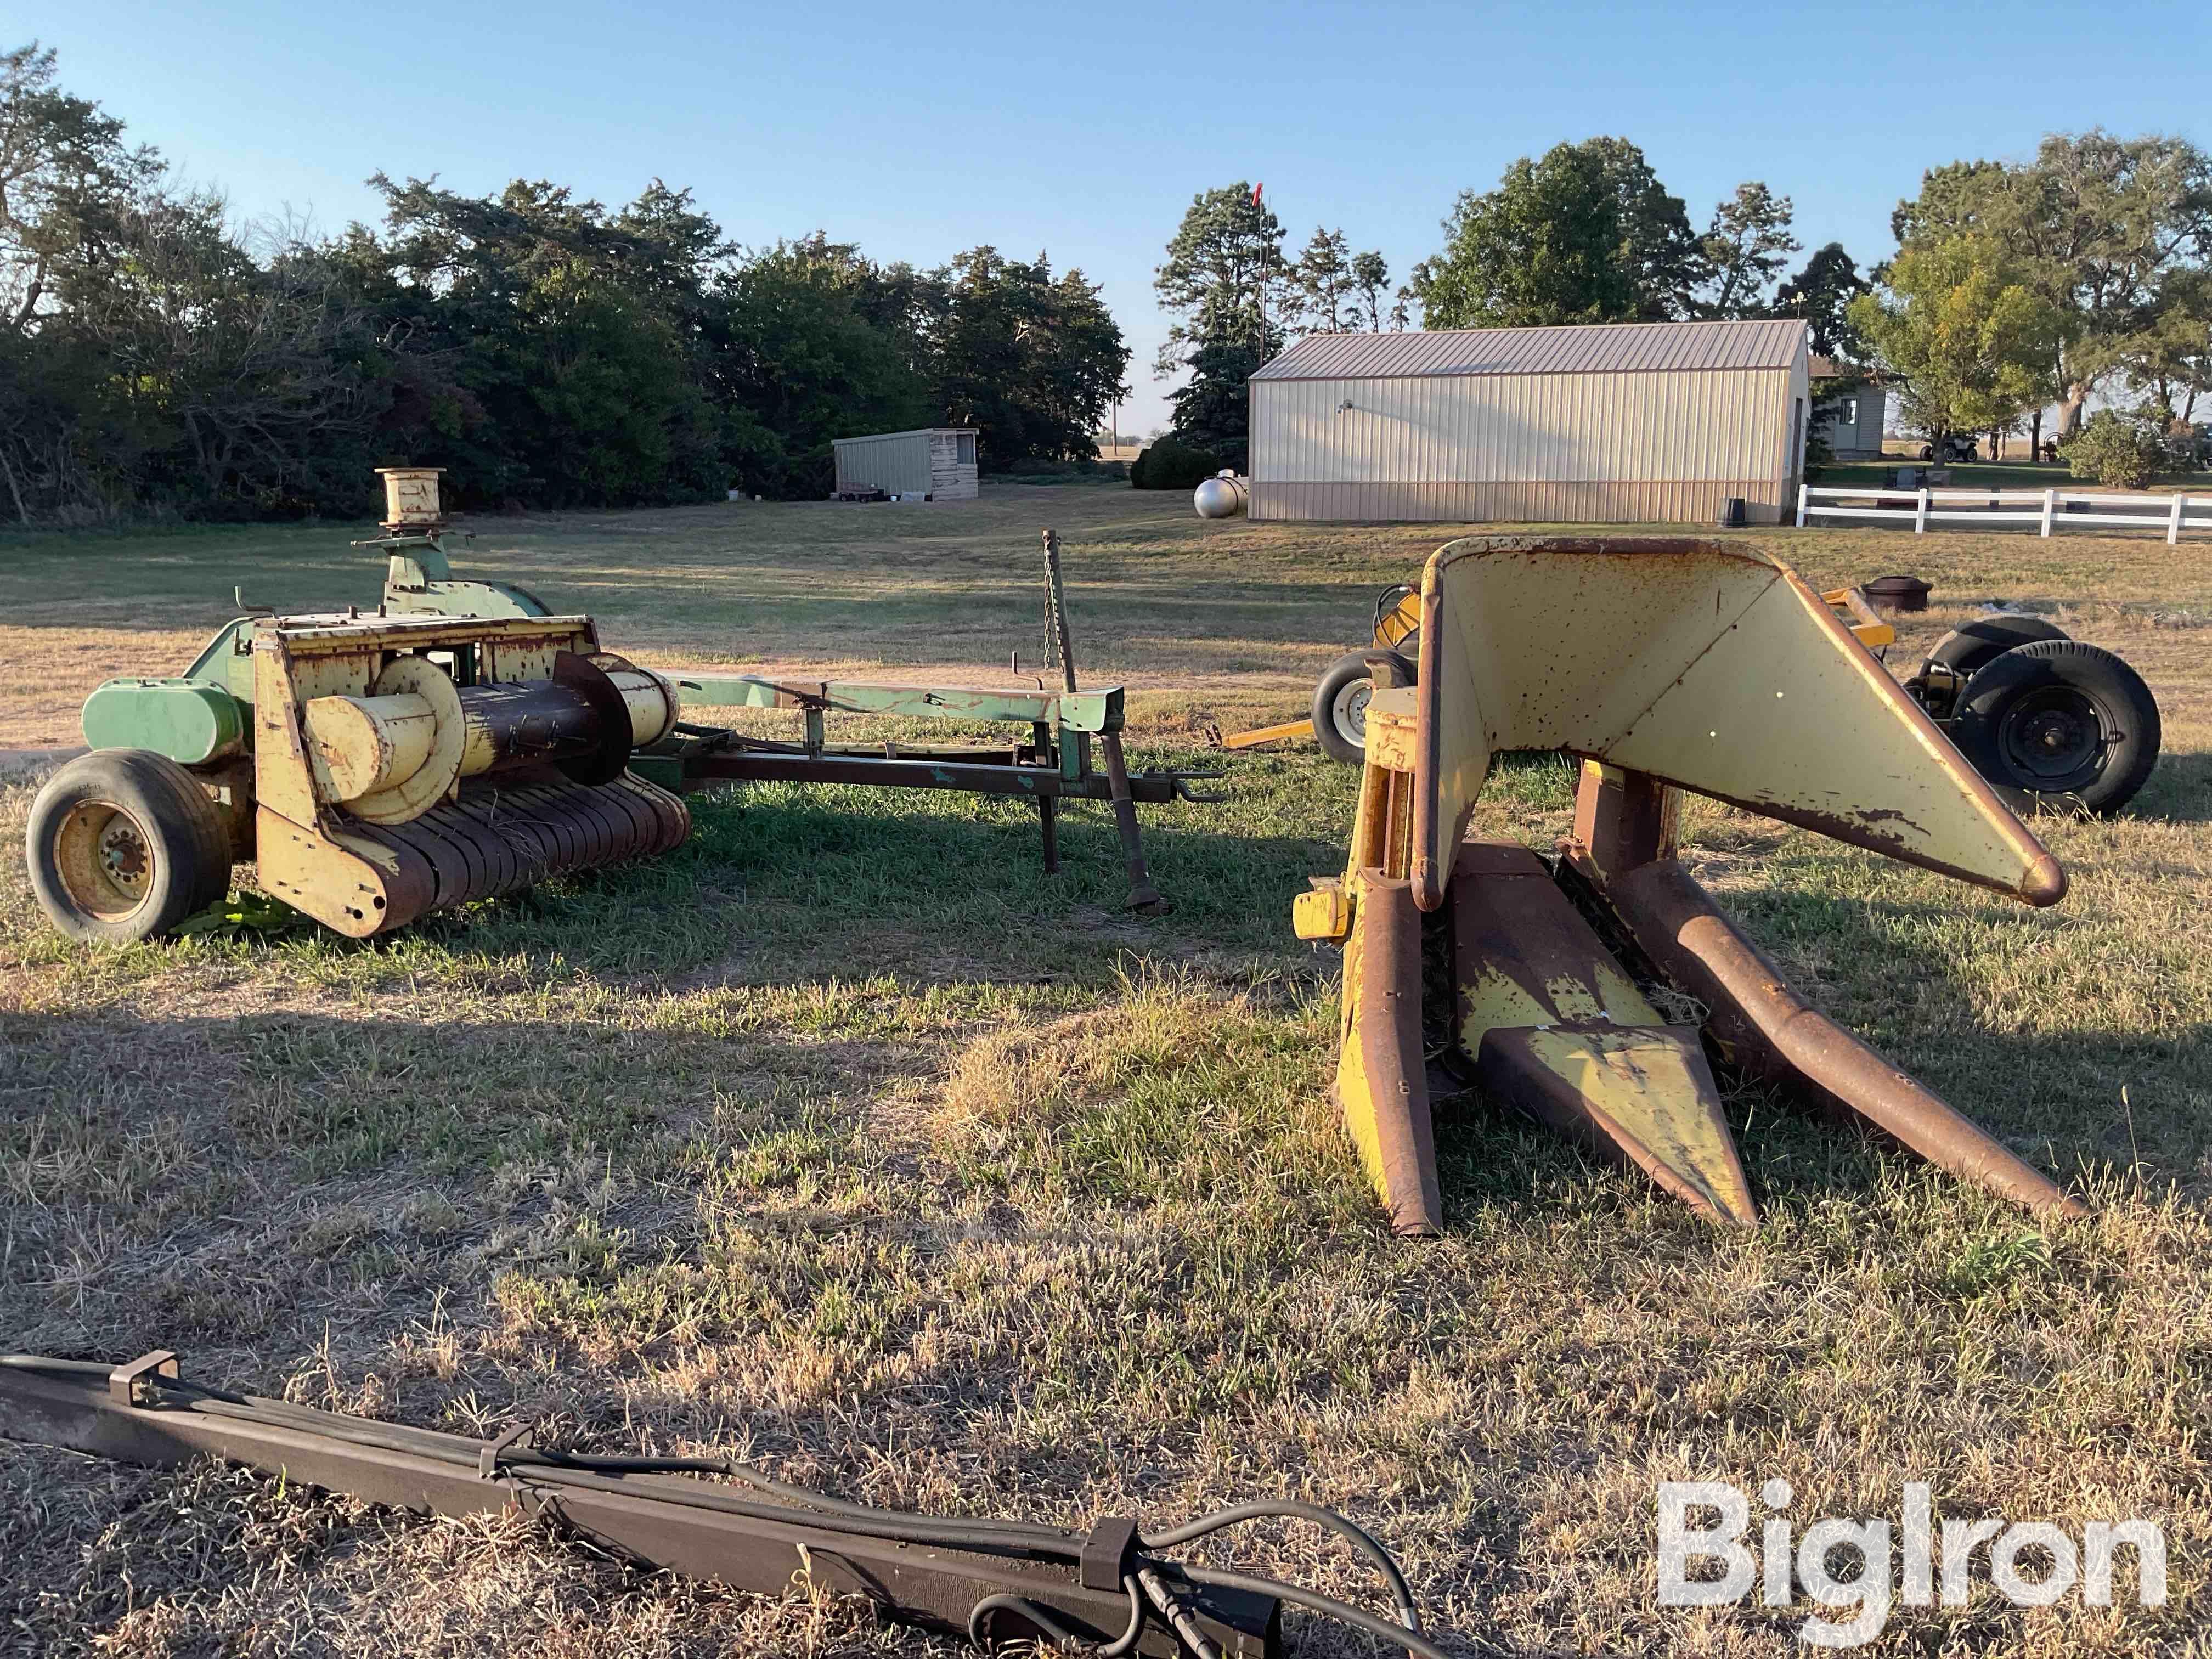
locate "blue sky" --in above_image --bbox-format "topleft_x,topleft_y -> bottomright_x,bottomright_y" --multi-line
21,0 -> 2208,433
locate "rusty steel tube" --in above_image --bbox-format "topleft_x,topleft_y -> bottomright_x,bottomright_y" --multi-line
1605,859 -> 2088,1221
1339,871 -> 1443,1237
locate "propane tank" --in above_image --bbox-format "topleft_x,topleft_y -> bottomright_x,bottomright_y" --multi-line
1193,471 -> 1249,520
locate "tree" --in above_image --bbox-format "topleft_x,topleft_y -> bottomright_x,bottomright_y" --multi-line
1697,182 -> 1799,318
1775,242 -> 1871,364
924,246 -> 1128,464
1848,236 -> 2062,451
1387,285 -> 1415,331
1290,225 -> 1352,334
1350,250 -> 1389,331
0,41 -> 161,334
1165,338 -> 1263,467
1579,137 -> 1703,320
707,236 -> 933,498
1152,182 -> 1283,375
1415,143 -> 1633,328
1892,132 -> 2212,433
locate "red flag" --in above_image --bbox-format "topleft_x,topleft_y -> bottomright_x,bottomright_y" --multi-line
1251,182 -> 1263,206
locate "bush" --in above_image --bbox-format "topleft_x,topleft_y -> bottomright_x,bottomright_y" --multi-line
1129,440 -> 1226,491
2061,409 -> 2164,489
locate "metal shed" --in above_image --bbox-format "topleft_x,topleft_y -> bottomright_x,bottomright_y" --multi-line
1248,319 -> 1811,524
831,428 -> 980,500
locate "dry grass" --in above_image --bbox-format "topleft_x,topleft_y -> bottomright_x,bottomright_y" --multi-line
3,482 -> 2210,1656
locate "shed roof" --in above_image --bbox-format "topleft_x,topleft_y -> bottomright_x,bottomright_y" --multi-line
832,427 -> 978,445
1250,319 -> 1808,382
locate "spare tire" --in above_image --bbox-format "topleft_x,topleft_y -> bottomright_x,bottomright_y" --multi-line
1949,640 -> 2160,815
1311,651 -> 1414,766
1926,614 -> 2069,680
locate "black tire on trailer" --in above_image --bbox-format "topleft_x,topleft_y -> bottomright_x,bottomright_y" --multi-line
1948,640 -> 2162,815
1920,444 -> 1936,460
1926,614 -> 2071,680
1311,651 -> 1414,766
26,749 -> 230,943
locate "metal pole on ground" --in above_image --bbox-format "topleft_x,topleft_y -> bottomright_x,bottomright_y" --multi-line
1042,529 -> 1169,913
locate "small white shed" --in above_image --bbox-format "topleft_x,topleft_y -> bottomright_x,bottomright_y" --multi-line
832,428 -> 980,500
1248,319 -> 1812,524
1809,357 -> 1887,462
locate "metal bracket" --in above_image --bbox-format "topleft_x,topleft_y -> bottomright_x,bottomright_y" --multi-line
479,1421 -> 535,1480
108,1350 -> 179,1408
1080,1516 -> 1139,1591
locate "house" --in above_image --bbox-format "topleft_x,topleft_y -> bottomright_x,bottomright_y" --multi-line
1245,318 -> 1812,524
830,428 -> 980,500
1809,357 -> 1887,462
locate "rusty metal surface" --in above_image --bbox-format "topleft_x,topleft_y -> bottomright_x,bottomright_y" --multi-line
1446,839 -> 1754,1224
1334,869 -> 1442,1237
1601,856 -> 2087,1221
1404,535 -> 2067,913
0,1357 -> 1275,1659
1448,839 -> 1660,1042
1476,1023 -> 1756,1224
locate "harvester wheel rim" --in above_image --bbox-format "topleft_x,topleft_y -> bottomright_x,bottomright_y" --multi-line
1332,678 -> 1372,745
1995,686 -> 2103,787
53,800 -> 155,919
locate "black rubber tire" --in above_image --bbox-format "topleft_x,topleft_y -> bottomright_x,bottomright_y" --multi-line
1919,445 -> 1935,460
1926,614 -> 2071,680
26,750 -> 230,942
1949,640 -> 2161,815
1311,651 -> 1414,766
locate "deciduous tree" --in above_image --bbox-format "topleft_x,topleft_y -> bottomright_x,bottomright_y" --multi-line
1892,132 -> 2212,433
1848,236 -> 2061,450
1414,143 -> 1633,328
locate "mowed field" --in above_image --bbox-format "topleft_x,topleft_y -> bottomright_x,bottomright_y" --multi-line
2,483 -> 2209,1657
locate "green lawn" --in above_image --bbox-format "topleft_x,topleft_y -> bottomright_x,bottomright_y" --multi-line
2,485 -> 2208,1656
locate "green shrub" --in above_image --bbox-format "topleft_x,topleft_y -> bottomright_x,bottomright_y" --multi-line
1129,440 -> 1226,491
2060,409 -> 2163,489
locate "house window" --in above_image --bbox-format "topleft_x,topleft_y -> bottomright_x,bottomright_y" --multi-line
1831,400 -> 1857,426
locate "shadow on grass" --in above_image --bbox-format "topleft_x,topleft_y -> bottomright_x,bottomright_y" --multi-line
2120,748 -> 2212,824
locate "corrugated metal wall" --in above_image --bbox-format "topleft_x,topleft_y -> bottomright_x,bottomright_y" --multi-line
834,433 -> 933,495
1250,367 -> 1798,523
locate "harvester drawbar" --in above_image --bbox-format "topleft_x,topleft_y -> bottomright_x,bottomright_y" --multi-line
0,1349 -> 1458,1658
1299,534 -> 2089,1234
25,471 -> 1211,943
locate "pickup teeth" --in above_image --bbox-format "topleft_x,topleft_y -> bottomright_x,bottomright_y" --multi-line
340,767 -> 691,918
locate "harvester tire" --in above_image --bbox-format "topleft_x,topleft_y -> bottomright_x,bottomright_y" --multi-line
1313,651 -> 1412,765
1926,614 -> 2069,680
1949,640 -> 2160,815
27,750 -> 230,943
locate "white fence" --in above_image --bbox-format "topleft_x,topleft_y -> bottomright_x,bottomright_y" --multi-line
1798,484 -> 2212,544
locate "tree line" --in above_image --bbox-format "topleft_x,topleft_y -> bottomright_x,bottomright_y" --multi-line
0,43 -> 1131,523
1152,134 -> 2212,479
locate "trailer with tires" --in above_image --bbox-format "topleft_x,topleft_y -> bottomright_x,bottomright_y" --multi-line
1233,585 -> 2162,816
